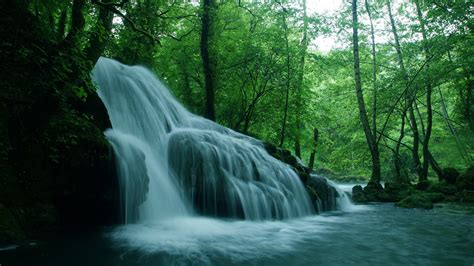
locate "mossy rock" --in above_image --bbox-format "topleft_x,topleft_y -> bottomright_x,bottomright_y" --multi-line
263,142 -> 310,184
427,182 -> 459,195
395,193 -> 433,210
415,180 -> 430,190
0,204 -> 26,244
306,185 -> 322,212
456,190 -> 474,203
376,191 -> 395,202
456,166 -> 474,191
442,168 -> 459,184
363,181 -> 384,201
352,185 -> 367,203
424,192 -> 445,203
384,182 -> 415,202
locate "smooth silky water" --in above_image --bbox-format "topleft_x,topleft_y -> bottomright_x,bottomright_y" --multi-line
2,203 -> 474,265
2,58 -> 473,265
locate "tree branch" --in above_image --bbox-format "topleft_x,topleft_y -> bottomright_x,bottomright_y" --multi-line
91,0 -> 161,46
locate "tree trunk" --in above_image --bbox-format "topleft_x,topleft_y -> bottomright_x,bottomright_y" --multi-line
415,0 -> 432,182
387,0 -> 423,181
463,69 -> 474,130
56,8 -> 68,41
365,0 -> 377,140
61,0 -> 85,50
294,0 -> 308,158
85,6 -> 113,64
200,0 -> 216,121
352,0 -> 381,184
308,128 -> 319,171
279,11 -> 291,148
395,112 -> 406,182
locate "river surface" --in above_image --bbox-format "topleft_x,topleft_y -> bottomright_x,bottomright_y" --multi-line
2,202 -> 474,266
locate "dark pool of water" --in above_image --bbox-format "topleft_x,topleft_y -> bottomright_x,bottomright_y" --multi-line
2,203 -> 474,266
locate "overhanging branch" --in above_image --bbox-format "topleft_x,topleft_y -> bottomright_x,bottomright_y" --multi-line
92,0 -> 161,46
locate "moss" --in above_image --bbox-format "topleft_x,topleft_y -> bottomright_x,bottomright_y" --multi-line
442,168 -> 459,184
395,193 -> 433,210
384,182 -> 415,201
352,185 -> 367,203
424,192 -> 445,203
415,180 -> 430,190
427,182 -> 458,195
456,167 -> 474,191
456,190 -> 474,203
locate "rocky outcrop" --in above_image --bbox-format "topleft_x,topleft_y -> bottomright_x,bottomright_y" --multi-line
351,166 -> 474,209
263,142 -> 310,184
306,175 -> 339,213
263,142 -> 341,212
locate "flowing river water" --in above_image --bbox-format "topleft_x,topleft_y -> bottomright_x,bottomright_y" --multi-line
2,201 -> 474,265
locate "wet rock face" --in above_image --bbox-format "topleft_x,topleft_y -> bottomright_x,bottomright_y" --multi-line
262,142 -> 342,213
351,182 -> 388,203
352,185 -> 367,203
263,142 -> 310,184
307,175 -> 339,213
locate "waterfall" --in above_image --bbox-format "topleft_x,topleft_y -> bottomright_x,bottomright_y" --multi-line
92,57 -> 314,222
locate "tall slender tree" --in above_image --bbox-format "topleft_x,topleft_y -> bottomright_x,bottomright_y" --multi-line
351,0 -> 381,184
200,0 -> 216,121
415,0 -> 432,182
365,0 -> 377,141
386,0 -> 422,182
279,7 -> 291,148
294,0 -> 308,158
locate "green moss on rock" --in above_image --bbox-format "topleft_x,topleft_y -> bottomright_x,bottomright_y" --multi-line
428,182 -> 458,195
395,193 -> 434,210
352,185 -> 367,203
456,166 -> 474,191
441,168 -> 459,184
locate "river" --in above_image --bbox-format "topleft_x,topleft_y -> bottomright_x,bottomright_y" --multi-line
2,201 -> 473,265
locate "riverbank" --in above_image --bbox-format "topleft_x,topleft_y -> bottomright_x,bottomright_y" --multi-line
351,166 -> 474,209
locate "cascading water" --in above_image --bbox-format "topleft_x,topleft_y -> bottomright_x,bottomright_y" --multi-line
92,57 -> 315,222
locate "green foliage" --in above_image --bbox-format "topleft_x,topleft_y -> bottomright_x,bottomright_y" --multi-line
2,0 -> 473,194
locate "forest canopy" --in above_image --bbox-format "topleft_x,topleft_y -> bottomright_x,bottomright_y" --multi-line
1,0 -> 473,186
